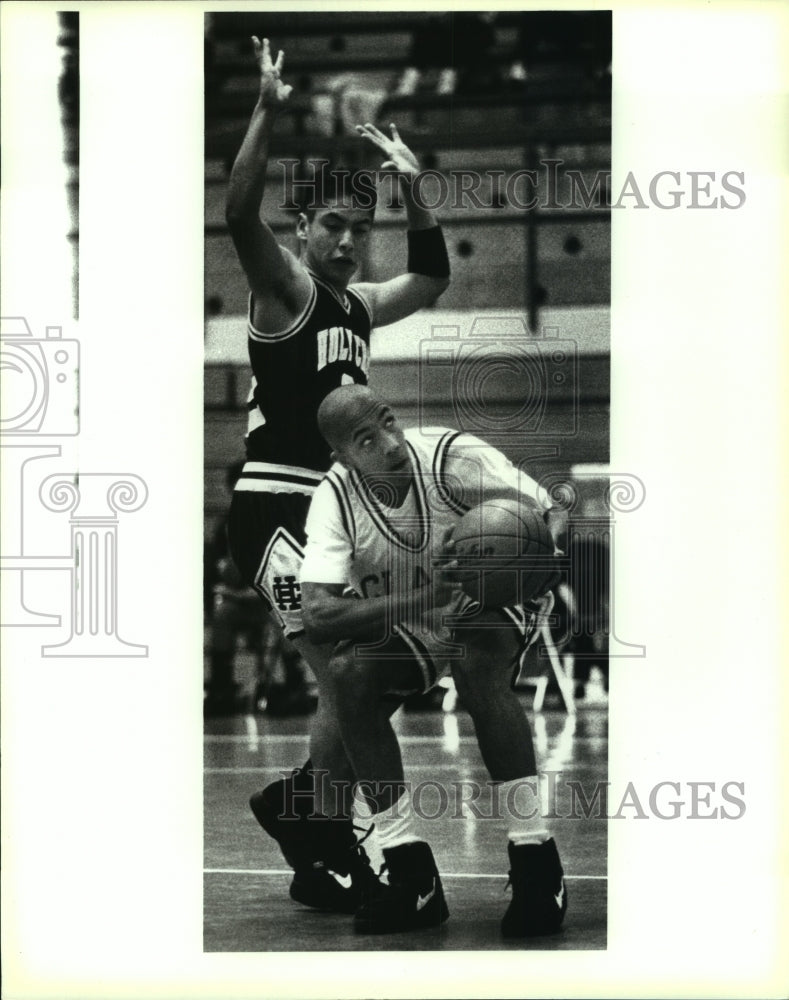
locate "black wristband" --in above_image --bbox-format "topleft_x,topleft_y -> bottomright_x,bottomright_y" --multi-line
407,226 -> 450,279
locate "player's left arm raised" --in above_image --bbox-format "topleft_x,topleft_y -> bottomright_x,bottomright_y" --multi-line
352,123 -> 450,328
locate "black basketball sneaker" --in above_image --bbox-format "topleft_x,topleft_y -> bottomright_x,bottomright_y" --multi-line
354,840 -> 449,934
501,838 -> 568,937
249,762 -> 378,914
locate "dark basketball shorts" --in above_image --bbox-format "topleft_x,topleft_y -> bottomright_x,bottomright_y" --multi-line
333,592 -> 556,699
227,465 -> 322,638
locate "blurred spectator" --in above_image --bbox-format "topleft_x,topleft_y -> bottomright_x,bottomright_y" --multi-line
508,11 -> 612,88
392,12 -> 501,98
555,532 -> 610,698
312,73 -> 387,137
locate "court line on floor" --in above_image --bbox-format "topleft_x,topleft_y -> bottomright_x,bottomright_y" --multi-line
204,868 -> 606,881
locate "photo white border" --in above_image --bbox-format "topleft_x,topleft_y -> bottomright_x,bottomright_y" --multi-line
1,2 -> 787,998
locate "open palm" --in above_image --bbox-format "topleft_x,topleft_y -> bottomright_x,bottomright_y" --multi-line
253,36 -> 293,107
355,122 -> 420,177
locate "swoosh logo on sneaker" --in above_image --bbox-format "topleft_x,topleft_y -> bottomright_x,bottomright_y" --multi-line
330,871 -> 353,890
416,879 -> 436,912
554,881 -> 565,909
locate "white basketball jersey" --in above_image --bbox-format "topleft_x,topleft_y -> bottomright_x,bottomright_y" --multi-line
301,428 -> 545,617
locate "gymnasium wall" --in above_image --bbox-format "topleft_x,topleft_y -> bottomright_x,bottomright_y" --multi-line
205,160 -> 611,315
203,11 -> 611,540
204,304 -> 609,541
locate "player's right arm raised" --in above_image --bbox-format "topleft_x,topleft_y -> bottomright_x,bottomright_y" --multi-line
225,37 -> 312,331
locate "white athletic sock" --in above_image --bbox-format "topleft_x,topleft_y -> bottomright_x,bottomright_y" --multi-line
498,776 -> 551,846
373,790 -> 420,852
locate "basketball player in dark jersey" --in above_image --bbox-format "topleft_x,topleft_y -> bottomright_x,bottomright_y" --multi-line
223,37 -> 450,912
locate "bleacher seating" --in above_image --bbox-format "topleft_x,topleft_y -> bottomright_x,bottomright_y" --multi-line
204,11 -> 611,528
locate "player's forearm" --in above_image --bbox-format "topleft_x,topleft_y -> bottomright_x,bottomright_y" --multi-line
399,173 -> 440,231
226,101 -> 278,225
302,590 -> 424,645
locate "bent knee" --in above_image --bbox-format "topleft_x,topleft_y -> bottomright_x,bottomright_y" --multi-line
451,645 -> 516,701
326,642 -> 378,696
450,656 -> 480,702
327,643 -> 413,709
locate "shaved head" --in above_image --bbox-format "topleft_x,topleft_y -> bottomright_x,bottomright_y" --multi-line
317,384 -> 382,451
318,384 -> 410,489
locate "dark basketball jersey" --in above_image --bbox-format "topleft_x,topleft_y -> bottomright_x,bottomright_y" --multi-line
245,270 -> 373,472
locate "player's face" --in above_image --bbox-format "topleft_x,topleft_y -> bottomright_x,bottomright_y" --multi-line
337,405 -> 410,481
301,207 -> 374,286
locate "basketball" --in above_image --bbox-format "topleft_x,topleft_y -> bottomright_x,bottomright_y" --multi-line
449,498 -> 557,608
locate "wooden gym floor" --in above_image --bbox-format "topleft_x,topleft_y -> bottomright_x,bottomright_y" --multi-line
204,698 -> 607,952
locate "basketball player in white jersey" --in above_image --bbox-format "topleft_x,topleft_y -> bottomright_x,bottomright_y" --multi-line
300,385 -> 568,937
223,38 -> 450,911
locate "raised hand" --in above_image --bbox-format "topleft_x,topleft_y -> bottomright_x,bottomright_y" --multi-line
252,36 -> 293,109
355,122 -> 420,177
